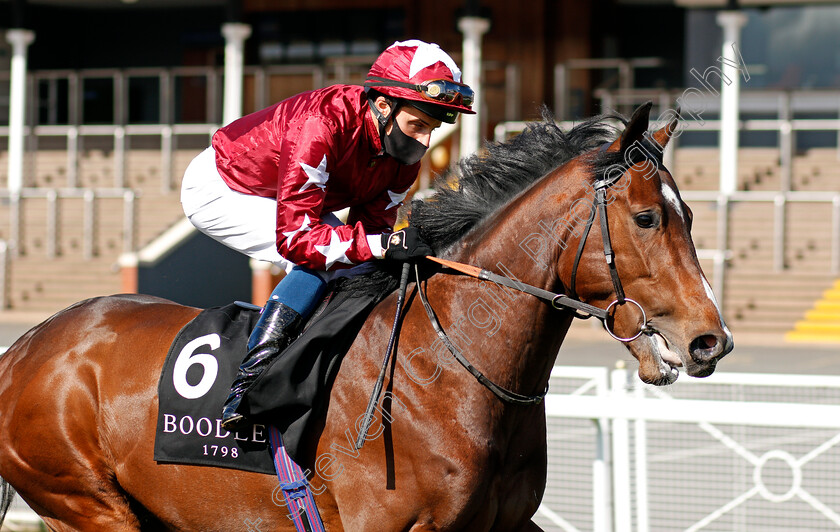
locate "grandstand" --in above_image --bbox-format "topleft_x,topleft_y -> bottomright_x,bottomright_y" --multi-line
1,1 -> 839,345
1,80 -> 839,342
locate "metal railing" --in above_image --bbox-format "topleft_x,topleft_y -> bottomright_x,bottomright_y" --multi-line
553,58 -> 666,120
0,60 -> 525,195
592,88 -> 840,190
0,62 -> 341,193
682,190 -> 840,273
541,365 -> 840,532
18,123 -> 218,194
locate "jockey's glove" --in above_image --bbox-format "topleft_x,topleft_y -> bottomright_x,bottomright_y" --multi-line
381,227 -> 434,261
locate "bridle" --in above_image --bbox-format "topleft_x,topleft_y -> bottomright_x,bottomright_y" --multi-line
416,142 -> 655,405
568,142 -> 649,343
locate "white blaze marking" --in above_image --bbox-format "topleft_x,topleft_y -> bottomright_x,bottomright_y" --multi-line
702,277 -> 733,338
661,182 -> 684,220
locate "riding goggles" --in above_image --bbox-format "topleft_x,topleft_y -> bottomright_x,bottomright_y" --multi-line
417,79 -> 474,107
365,76 -> 475,108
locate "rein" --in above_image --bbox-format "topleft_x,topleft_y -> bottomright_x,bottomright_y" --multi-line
425,257 -> 608,320
414,263 -> 547,406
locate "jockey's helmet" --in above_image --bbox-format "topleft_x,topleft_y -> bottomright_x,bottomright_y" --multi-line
364,40 -> 475,124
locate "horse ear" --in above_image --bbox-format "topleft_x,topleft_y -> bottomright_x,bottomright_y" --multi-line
649,107 -> 680,149
603,101 -> 653,153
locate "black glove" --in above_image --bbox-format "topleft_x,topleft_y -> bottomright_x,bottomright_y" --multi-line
381,227 -> 434,261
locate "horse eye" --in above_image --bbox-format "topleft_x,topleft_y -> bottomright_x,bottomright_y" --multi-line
634,212 -> 658,228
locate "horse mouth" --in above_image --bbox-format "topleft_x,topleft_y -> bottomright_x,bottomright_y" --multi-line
639,330 -> 683,386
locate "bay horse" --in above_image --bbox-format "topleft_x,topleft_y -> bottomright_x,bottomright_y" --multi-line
0,102 -> 732,531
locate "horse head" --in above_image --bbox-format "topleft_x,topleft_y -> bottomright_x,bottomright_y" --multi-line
412,102 -> 733,388
556,102 -> 734,385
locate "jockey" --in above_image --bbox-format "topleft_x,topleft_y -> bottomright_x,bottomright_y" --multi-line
180,39 -> 475,430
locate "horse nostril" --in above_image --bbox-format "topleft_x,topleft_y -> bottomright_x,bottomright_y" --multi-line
689,334 -> 722,363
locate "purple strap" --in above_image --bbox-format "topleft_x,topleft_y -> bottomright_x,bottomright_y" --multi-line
268,426 -> 325,532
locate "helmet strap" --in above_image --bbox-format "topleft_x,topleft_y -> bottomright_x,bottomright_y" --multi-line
368,93 -> 397,129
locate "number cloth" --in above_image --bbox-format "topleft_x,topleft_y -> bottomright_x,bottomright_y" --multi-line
154,302 -> 275,474
155,279 -> 383,470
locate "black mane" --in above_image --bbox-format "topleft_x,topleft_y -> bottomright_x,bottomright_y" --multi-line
339,110 -> 640,300
409,109 -> 623,254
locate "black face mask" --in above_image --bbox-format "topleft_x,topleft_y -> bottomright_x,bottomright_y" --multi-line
371,98 -> 428,165
382,118 -> 427,165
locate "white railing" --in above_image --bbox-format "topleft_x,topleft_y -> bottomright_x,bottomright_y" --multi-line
18,123 -> 218,194
682,191 -> 840,276
593,88 -> 840,192
0,188 -> 137,260
0,60 -> 525,196
540,366 -> 840,532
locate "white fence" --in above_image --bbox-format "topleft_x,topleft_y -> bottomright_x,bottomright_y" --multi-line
538,366 -> 840,532
5,365 -> 840,530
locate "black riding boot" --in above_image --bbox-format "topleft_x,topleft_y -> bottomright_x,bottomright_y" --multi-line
221,300 -> 302,430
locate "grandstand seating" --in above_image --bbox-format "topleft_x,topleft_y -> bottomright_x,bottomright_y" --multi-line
0,141 -> 195,314
786,279 -> 840,342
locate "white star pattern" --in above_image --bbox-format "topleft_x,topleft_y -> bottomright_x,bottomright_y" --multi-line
314,230 -> 354,270
282,213 -> 311,240
390,40 -> 461,81
386,189 -> 408,210
299,155 -> 330,192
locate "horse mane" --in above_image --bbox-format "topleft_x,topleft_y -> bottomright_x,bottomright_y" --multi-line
338,108 -> 640,300
409,108 -> 624,254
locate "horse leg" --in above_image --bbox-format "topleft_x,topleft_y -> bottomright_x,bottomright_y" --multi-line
0,349 -> 144,530
40,513 -> 139,532
10,472 -> 141,532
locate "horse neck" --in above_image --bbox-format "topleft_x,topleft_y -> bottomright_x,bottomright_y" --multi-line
437,164 -> 587,397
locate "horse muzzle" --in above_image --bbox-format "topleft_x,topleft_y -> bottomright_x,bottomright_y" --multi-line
629,325 -> 733,386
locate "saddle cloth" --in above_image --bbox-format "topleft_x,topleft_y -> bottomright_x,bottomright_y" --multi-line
154,287 -> 380,471
153,302 -> 275,474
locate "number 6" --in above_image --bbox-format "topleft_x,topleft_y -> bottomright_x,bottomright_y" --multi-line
173,334 -> 220,399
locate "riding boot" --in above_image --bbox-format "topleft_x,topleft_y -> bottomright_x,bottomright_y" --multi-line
221,299 -> 303,430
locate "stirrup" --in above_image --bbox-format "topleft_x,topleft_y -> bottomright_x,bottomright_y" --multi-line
221,410 -> 247,431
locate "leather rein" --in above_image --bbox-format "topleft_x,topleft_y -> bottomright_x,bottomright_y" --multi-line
413,148 -> 652,406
